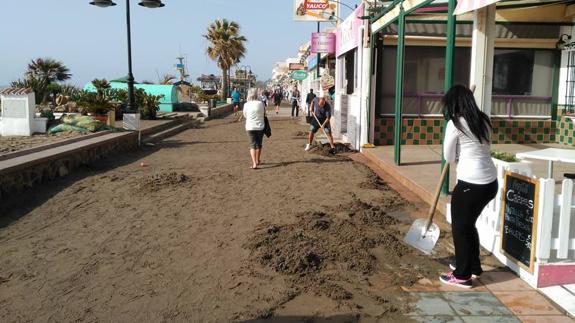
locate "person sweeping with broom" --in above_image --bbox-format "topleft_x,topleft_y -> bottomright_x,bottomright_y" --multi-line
304,96 -> 336,154
439,85 -> 498,288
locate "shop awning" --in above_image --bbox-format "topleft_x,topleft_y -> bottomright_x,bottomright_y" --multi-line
454,0 -> 501,15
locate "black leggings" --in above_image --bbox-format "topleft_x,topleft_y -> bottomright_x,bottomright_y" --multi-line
291,101 -> 299,117
451,179 -> 498,279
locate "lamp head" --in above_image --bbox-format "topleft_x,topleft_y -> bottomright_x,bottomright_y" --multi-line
90,0 -> 117,7
138,0 -> 165,8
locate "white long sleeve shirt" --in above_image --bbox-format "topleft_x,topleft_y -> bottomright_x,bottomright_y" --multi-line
243,100 -> 265,131
443,118 -> 497,185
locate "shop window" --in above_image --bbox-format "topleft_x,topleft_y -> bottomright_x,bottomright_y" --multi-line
344,50 -> 356,95
493,49 -> 553,97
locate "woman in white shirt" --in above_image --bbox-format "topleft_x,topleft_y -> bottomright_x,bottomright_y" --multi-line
243,88 -> 266,169
440,85 -> 498,289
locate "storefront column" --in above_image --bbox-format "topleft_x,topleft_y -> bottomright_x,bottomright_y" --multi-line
469,4 -> 496,116
394,6 -> 406,165
442,0 -> 457,195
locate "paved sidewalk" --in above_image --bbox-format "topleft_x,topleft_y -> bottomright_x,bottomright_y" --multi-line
356,149 -> 575,322
404,273 -> 573,322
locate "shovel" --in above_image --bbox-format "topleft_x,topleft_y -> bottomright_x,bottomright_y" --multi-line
404,163 -> 450,255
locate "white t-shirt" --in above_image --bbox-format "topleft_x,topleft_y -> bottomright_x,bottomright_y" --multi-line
243,100 -> 265,131
443,118 -> 497,185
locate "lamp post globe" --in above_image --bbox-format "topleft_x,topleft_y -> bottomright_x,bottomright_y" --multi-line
138,0 -> 165,8
90,0 -> 117,7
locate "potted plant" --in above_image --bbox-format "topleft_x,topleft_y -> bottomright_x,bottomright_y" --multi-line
74,79 -> 116,124
491,150 -> 532,175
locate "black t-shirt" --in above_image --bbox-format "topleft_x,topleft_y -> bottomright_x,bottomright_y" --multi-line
315,101 -> 331,122
306,92 -> 316,104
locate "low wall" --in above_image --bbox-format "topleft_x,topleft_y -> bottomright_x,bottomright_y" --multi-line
200,103 -> 235,120
0,132 -> 138,199
374,116 -> 574,147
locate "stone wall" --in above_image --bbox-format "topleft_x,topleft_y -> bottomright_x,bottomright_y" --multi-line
0,133 -> 138,199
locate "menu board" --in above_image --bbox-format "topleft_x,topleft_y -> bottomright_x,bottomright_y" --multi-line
500,171 -> 539,273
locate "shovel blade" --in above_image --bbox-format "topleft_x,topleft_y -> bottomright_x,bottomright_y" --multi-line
404,218 -> 440,255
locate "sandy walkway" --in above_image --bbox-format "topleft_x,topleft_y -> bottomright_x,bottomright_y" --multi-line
0,108 -> 472,322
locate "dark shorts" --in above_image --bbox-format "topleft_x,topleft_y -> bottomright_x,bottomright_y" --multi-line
247,130 -> 264,149
274,100 -> 281,106
310,120 -> 331,134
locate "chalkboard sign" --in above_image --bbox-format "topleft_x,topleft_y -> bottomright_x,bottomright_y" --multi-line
500,171 -> 539,273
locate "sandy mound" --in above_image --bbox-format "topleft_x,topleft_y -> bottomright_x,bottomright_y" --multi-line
293,131 -> 310,137
245,197 -> 422,317
138,172 -> 191,192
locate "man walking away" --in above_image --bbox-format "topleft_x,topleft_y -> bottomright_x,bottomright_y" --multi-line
305,89 -> 316,116
291,87 -> 301,118
305,97 -> 336,154
232,87 -> 242,121
273,88 -> 282,115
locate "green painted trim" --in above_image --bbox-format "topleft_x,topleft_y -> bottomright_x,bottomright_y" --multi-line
371,0 -> 402,23
551,50 -> 561,121
372,0 -> 435,34
394,8 -> 406,166
405,19 -> 575,26
441,0 -> 456,196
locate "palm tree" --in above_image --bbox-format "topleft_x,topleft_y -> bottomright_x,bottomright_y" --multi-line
204,19 -> 247,99
160,74 -> 177,85
26,58 -> 71,85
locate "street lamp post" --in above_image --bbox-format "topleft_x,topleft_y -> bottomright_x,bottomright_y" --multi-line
89,0 -> 165,139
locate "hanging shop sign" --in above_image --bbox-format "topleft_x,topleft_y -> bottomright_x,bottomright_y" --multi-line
336,3 -> 364,57
311,32 -> 336,54
293,0 -> 338,22
291,70 -> 309,81
308,54 -> 319,71
289,63 -> 306,70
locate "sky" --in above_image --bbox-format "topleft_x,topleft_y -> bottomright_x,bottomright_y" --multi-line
0,0 -> 360,87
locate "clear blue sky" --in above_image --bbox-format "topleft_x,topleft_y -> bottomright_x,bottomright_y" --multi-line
0,0 -> 359,87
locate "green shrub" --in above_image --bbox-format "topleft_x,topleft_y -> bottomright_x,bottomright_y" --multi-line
491,150 -> 518,162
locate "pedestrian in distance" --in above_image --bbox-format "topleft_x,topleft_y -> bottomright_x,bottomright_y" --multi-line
291,86 -> 301,118
273,88 -> 282,115
305,89 -> 316,116
305,96 -> 336,154
243,88 -> 266,169
231,87 -> 242,122
259,90 -> 268,107
439,84 -> 498,289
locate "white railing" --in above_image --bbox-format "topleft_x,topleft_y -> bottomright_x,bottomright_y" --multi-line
446,159 -> 575,286
537,178 -> 575,262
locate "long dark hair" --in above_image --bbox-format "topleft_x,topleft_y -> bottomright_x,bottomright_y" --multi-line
442,84 -> 492,144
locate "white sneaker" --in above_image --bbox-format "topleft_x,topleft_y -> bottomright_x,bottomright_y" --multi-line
304,144 -> 311,151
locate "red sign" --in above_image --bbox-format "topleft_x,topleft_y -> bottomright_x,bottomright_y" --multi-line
305,0 -> 329,10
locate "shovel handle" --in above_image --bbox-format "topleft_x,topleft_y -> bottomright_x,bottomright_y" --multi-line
312,112 -> 330,137
424,163 -> 450,232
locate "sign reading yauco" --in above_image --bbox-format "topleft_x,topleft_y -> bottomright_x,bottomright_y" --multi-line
293,0 -> 338,22
291,70 -> 309,81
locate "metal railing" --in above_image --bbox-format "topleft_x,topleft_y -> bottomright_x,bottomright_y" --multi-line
379,93 -> 552,118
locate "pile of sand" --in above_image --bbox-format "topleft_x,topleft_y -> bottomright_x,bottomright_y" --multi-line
138,172 -> 190,192
245,198 -> 419,305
